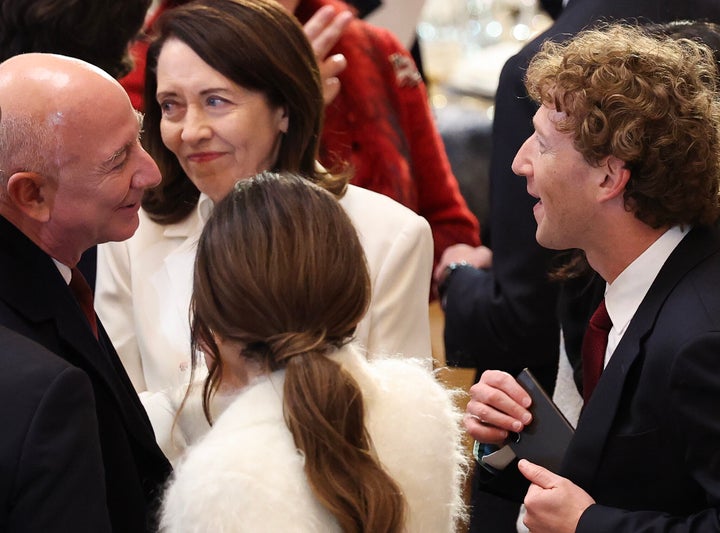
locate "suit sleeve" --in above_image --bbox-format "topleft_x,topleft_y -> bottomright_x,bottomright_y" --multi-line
95,240 -> 147,392
442,50 -> 561,376
363,213 -> 434,365
577,333 -> 720,532
8,366 -> 111,533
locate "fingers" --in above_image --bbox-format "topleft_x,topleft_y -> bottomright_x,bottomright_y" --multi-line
319,53 -> 347,80
303,5 -> 336,40
304,6 -> 351,105
475,245 -> 493,269
433,243 -> 475,282
318,53 -> 347,104
463,411 -> 510,445
518,459 -> 558,489
464,370 -> 532,443
304,6 -> 353,59
321,75 -> 341,105
432,244 -> 494,283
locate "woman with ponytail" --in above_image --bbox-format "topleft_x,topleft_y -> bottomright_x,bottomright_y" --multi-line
158,171 -> 467,532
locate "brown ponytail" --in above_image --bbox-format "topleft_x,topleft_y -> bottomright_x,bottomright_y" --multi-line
189,172 -> 407,530
270,332 -> 406,533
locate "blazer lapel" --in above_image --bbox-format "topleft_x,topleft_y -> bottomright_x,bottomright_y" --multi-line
562,225 -> 720,487
159,216 -> 202,356
0,216 -> 162,456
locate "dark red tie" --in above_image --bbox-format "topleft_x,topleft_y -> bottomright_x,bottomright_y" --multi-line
581,299 -> 612,403
70,267 -> 98,339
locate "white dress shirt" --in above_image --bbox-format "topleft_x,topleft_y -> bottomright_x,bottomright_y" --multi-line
603,225 -> 689,366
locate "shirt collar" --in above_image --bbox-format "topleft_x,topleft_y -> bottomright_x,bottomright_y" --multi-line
197,193 -> 214,225
605,225 -> 689,338
52,258 -> 72,285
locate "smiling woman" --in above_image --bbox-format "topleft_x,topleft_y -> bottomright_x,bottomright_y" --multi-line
154,38 -> 287,203
95,0 -> 435,395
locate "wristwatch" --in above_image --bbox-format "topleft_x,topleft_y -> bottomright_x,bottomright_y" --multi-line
438,260 -> 470,307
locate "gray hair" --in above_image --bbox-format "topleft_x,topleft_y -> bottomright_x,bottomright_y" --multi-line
0,106 -> 59,189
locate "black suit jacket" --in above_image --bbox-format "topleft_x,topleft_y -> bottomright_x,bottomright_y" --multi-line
447,3 -> 720,531
0,325 -> 111,532
443,0 -> 720,388
563,224 -> 720,531
0,216 -> 171,532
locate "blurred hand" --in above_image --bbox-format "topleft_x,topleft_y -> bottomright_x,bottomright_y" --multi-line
519,459 -> 595,533
464,370 -> 532,446
434,244 -> 493,285
303,5 -> 353,104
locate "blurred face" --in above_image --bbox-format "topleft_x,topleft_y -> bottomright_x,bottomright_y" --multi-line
155,38 -> 289,203
50,92 -> 161,252
511,105 -> 602,250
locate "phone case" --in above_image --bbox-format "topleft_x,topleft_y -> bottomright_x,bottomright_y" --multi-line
508,368 -> 575,473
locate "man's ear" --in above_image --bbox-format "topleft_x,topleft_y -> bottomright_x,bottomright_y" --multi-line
597,155 -> 630,203
6,172 -> 54,222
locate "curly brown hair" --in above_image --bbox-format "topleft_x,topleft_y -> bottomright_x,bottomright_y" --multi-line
525,23 -> 720,228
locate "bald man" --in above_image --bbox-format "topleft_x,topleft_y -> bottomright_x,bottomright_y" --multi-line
0,54 -> 171,532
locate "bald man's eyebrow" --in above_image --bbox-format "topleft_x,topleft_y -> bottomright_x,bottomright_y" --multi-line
101,112 -> 145,170
101,142 -> 132,170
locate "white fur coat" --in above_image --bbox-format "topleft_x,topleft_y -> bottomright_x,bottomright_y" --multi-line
158,344 -> 468,532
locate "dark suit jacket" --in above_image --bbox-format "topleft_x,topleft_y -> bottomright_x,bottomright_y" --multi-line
563,224 -> 720,531
0,325 -> 111,532
0,216 -> 171,532
443,0 -> 720,386
446,2 -> 720,531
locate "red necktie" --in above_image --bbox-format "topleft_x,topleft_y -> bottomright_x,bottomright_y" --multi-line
581,299 -> 612,403
70,267 -> 98,339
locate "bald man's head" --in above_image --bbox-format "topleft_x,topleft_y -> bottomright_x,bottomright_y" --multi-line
0,53 -> 160,266
0,54 -> 132,178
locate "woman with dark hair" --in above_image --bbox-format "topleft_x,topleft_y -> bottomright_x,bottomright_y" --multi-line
121,0 -> 480,270
95,0 -> 433,394
157,171 -> 466,532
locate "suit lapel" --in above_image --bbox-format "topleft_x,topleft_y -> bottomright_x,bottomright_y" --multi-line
562,225 -> 720,487
0,216 -> 162,456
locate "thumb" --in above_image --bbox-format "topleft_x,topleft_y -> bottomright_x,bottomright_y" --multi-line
518,459 -> 559,489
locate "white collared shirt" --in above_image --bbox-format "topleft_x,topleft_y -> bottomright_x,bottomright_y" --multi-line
197,192 -> 214,225
52,258 -> 72,285
603,225 -> 689,366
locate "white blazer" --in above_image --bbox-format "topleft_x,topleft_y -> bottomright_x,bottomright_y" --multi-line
155,344 -> 468,533
96,184 -> 433,392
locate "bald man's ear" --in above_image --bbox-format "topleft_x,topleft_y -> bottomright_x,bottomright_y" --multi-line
6,172 -> 54,222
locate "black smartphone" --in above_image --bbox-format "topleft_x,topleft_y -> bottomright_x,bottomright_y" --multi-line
508,367 -> 575,473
